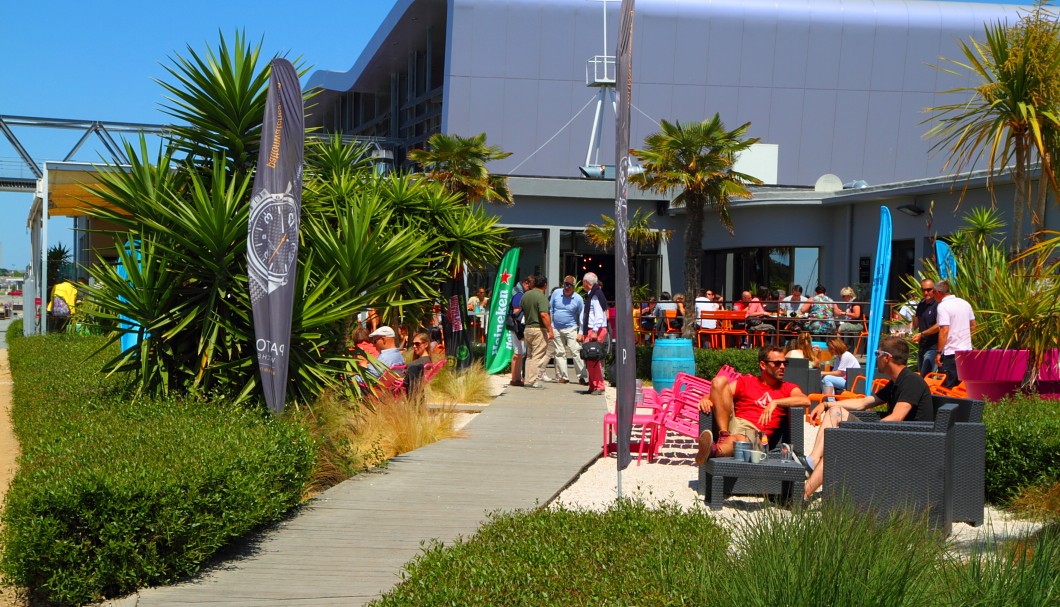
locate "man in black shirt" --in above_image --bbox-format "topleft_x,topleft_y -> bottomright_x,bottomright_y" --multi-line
910,278 -> 939,375
799,336 -> 933,499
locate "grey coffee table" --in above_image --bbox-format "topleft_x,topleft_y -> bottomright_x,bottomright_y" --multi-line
703,456 -> 806,510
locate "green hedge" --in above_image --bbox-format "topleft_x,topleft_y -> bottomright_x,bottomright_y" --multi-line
984,394 -> 1060,505
0,334 -> 314,606
630,345 -> 760,383
372,500 -> 730,606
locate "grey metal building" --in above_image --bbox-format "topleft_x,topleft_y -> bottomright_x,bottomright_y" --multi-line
306,0 -> 1045,300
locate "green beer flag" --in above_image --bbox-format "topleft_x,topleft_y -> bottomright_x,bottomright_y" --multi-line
484,248 -> 521,374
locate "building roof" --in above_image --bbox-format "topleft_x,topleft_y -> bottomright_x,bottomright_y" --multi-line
307,0 -> 1029,186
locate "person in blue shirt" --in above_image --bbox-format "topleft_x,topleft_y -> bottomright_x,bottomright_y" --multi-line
549,275 -> 586,384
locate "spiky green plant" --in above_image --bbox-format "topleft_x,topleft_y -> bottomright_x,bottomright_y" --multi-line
925,2 -> 1060,247
80,34 -> 508,407
912,208 -> 1060,389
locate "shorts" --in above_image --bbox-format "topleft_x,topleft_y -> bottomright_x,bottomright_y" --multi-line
512,337 -> 526,355
728,416 -> 761,442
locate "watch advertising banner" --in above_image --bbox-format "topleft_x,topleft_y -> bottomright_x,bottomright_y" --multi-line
248,58 -> 304,414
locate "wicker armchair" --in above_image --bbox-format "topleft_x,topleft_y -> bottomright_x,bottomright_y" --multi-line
697,405 -> 805,500
833,395 -> 984,526
823,403 -> 979,534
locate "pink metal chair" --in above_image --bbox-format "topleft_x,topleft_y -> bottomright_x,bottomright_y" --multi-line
653,367 -> 742,451
659,372 -> 713,444
602,387 -> 667,465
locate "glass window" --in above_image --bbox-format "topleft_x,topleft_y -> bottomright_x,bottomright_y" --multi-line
703,246 -> 820,300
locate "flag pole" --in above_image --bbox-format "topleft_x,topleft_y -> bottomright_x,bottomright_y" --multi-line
613,0 -> 637,497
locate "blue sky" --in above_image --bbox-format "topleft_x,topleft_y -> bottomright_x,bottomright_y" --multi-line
0,0 -> 398,270
0,0 -> 1042,271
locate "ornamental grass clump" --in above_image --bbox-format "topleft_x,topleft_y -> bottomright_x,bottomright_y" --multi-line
717,501 -> 946,607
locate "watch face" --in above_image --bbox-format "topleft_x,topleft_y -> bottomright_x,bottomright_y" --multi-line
249,194 -> 299,281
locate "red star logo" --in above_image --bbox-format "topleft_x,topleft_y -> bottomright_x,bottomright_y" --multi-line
500,270 -> 512,285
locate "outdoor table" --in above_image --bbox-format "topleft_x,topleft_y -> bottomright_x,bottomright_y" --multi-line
703,455 -> 806,510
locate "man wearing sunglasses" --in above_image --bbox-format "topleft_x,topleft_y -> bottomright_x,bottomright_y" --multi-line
910,278 -> 939,374
695,346 -> 810,465
799,336 -> 933,499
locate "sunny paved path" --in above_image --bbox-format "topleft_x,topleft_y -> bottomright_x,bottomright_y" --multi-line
130,381 -> 605,606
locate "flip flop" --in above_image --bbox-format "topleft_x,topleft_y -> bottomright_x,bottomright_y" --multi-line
794,453 -> 815,475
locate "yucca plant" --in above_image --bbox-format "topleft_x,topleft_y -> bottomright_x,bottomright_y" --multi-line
80,33 -> 508,407
914,208 -> 1060,389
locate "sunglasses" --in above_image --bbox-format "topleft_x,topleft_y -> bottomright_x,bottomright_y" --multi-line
563,283 -> 574,287
765,360 -> 788,367
875,350 -> 891,358
413,341 -> 426,346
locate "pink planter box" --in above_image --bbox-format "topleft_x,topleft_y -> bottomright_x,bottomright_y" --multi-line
955,349 -> 1060,400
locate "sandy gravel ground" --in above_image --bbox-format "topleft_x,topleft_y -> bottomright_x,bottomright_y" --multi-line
552,384 -> 1045,553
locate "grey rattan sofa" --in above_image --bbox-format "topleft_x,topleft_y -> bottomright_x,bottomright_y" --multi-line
697,405 -> 805,502
835,395 -> 985,527
824,400 -> 986,534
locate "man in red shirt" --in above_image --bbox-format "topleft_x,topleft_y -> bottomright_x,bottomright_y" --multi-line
694,346 -> 810,464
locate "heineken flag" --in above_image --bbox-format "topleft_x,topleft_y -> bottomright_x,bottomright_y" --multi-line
248,58 -> 304,414
484,247 -> 521,374
442,272 -> 474,369
614,0 -> 636,471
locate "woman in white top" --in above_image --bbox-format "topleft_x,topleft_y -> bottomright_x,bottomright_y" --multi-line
821,337 -> 860,391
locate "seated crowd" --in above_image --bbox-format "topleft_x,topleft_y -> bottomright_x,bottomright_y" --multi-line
693,337 -> 934,503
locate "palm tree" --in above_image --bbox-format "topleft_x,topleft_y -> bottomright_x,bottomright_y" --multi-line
924,1 -> 1060,247
407,132 -> 514,208
584,208 -> 670,299
630,114 -> 760,304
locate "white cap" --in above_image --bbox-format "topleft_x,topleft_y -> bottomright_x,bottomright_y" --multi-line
369,326 -> 395,338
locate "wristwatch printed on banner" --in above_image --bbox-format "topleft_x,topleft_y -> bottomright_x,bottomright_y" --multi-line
249,185 -> 299,295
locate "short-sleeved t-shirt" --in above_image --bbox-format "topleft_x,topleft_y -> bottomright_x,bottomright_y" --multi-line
733,374 -> 798,435
915,297 -> 939,350
520,288 -> 549,328
874,367 -> 933,422
936,295 -> 975,355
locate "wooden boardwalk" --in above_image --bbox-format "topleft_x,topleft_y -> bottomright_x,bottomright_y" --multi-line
131,382 -> 605,606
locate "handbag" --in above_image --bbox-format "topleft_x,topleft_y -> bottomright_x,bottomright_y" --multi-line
52,296 -> 71,317
580,340 -> 606,360
505,310 -> 525,339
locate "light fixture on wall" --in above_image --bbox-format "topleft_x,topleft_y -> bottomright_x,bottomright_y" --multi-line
896,203 -> 924,217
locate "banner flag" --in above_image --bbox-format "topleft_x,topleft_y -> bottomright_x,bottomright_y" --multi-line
864,206 -> 892,388
248,58 -> 304,415
614,0 -> 636,472
442,272 -> 474,370
484,247 -> 521,374
115,239 -> 149,353
935,240 -> 957,281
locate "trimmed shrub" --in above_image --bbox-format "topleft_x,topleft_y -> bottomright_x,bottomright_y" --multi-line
5,317 -> 22,344
1,334 -> 314,606
983,393 -> 1060,505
